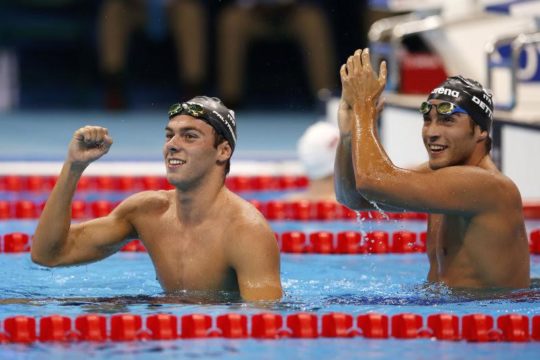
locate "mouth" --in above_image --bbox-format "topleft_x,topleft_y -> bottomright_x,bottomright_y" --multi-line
428,144 -> 447,155
167,158 -> 186,168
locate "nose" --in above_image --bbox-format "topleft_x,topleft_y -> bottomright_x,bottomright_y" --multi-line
423,114 -> 440,141
165,135 -> 180,153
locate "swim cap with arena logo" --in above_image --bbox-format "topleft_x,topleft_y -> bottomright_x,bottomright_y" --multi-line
168,96 -> 237,152
427,76 -> 494,132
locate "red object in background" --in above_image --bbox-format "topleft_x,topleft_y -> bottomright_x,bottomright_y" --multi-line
110,314 -> 143,341
3,232 -> 30,253
391,313 -> 423,339
216,314 -> 248,339
117,176 -> 141,192
309,231 -> 334,254
251,175 -> 279,191
427,314 -> 460,341
523,203 -> 540,220
181,314 -> 212,338
462,314 -> 495,342
76,176 -> 94,191
286,313 -> 318,338
146,314 -> 178,340
39,315 -> 72,342
15,200 -> 37,219
288,200 -> 313,221
91,200 -> 114,217
497,314 -> 529,342
336,231 -> 362,254
314,201 -> 338,221
281,231 -> 306,253
365,231 -> 389,254
400,52 -> 448,94
94,176 -> 117,191
2,175 -> 25,191
392,231 -> 417,253
225,176 -> 252,192
4,316 -> 36,343
265,201 -> 287,220
321,313 -> 354,338
530,229 -> 540,255
0,200 -> 11,219
533,315 -> 540,341
357,313 -> 389,339
72,200 -> 87,219
251,313 -> 283,339
75,314 -> 107,342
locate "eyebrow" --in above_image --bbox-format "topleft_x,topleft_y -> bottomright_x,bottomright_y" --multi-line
165,126 -> 204,134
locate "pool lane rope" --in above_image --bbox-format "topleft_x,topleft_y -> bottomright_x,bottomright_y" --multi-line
0,312 -> 539,343
2,230 -> 540,255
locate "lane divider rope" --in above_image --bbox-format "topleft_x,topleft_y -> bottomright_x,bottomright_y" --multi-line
2,230 -> 540,255
0,312 -> 538,343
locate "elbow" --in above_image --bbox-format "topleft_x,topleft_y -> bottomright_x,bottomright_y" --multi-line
354,172 -> 374,194
30,249 -> 60,268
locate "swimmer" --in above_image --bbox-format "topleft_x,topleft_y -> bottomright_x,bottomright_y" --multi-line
335,49 -> 530,289
287,121 -> 339,201
31,96 -> 283,301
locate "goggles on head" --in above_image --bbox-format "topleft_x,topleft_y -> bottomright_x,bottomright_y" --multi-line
168,102 -> 206,119
419,101 -> 468,116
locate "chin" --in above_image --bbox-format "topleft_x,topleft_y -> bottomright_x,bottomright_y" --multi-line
428,159 -> 446,170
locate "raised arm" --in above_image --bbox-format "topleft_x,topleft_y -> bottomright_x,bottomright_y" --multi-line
228,220 -> 283,301
31,126 -> 135,267
334,51 -> 397,211
347,49 -> 509,214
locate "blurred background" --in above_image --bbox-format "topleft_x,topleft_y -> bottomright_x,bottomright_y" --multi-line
1,0 -> 539,199
0,0 -> 374,111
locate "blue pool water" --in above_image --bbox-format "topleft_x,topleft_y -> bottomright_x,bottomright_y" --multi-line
1,216 -> 540,359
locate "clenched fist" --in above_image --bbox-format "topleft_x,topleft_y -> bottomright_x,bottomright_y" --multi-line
67,126 -> 113,168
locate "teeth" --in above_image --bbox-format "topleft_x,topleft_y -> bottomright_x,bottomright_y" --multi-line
429,144 -> 446,151
168,159 -> 185,165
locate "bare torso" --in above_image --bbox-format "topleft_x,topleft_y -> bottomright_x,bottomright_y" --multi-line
426,192 -> 530,289
124,189 -> 259,293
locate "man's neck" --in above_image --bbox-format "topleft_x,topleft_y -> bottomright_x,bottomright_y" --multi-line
173,175 -> 226,224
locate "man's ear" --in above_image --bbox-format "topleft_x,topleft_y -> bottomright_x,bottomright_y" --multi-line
477,127 -> 488,142
217,141 -> 232,162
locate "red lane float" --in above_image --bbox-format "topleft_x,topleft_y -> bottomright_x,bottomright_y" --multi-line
3,229 -> 540,255
1,312 -> 539,343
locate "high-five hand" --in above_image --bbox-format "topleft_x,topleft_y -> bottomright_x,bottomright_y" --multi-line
341,48 -> 387,110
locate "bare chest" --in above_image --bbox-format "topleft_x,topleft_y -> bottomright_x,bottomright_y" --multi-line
132,216 -> 237,292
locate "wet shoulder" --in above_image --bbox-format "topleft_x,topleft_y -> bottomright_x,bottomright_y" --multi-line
222,190 -> 272,234
114,190 -> 173,217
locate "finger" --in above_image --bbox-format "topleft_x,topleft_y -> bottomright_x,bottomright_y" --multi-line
347,55 -> 355,75
353,49 -> 362,71
340,64 -> 348,80
361,48 -> 371,71
379,60 -> 387,83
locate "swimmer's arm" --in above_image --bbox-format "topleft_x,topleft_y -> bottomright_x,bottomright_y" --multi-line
334,86 -> 400,212
31,164 -> 136,267
356,164 -> 515,214
228,222 -> 283,301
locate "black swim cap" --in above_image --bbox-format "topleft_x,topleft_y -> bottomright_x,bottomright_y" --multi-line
168,96 -> 237,152
427,76 -> 494,132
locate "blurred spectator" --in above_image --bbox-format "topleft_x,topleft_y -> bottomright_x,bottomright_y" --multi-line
217,0 -> 337,108
98,0 -> 207,109
288,120 -> 339,201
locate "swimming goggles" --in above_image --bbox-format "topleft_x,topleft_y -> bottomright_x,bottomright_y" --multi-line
419,101 -> 468,116
168,102 -> 206,119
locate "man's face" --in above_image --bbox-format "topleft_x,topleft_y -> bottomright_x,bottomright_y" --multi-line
163,115 -> 224,188
422,100 -> 480,170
